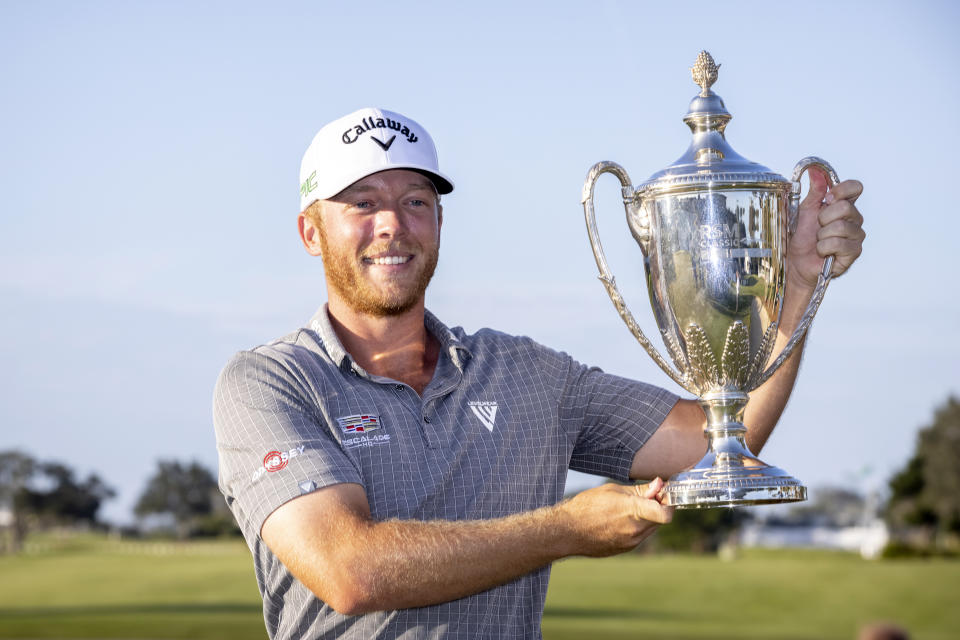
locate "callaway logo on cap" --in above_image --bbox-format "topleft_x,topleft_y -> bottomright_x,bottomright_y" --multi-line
299,107 -> 455,211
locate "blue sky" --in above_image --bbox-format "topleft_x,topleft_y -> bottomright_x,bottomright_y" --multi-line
1,1 -> 957,524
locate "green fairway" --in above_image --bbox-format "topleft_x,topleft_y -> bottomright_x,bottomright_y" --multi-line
544,550 -> 958,640
0,535 -> 956,639
0,536 -> 264,638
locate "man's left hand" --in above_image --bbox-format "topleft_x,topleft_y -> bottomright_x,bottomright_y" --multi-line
788,168 -> 865,290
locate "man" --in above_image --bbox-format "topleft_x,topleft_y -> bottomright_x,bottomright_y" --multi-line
213,107 -> 865,638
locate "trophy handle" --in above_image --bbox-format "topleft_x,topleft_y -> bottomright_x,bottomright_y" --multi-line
581,161 -> 690,391
754,156 -> 839,387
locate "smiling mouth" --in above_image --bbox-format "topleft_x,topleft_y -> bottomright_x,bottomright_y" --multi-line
364,255 -> 413,265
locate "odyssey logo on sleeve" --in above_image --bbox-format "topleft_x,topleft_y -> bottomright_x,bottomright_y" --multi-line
251,445 -> 305,483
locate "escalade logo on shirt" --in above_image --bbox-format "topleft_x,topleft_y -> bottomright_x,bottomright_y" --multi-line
337,414 -> 391,449
337,414 -> 381,434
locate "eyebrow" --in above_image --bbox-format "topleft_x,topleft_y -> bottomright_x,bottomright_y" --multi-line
338,181 -> 435,197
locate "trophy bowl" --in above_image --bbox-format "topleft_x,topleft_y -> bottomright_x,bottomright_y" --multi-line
582,51 -> 839,508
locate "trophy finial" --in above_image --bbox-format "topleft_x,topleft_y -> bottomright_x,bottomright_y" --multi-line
691,50 -> 720,96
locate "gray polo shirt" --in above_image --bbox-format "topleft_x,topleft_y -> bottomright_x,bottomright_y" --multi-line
213,307 -> 677,639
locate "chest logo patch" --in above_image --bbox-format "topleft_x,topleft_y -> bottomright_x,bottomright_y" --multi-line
336,413 -> 391,449
337,414 -> 382,434
468,401 -> 498,433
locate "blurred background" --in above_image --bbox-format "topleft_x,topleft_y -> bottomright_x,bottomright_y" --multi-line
1,1 -> 958,636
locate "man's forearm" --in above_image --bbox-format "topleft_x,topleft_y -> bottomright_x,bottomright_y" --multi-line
265,481 -> 669,615
742,279 -> 816,453
328,504 -> 571,614
742,173 -> 865,450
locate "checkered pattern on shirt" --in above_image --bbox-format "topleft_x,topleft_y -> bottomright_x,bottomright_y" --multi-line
213,307 -> 678,639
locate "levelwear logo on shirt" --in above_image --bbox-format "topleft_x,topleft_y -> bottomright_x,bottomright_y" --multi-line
468,401 -> 498,432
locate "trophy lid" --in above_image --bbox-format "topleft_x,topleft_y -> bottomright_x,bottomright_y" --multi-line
637,51 -> 789,195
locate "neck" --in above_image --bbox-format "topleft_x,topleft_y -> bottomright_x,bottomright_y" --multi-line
326,296 -> 440,396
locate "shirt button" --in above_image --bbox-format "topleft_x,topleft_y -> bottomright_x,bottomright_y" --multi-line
395,385 -> 404,391
424,416 -> 431,423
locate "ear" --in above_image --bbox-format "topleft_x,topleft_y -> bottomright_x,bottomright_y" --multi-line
298,212 -> 324,256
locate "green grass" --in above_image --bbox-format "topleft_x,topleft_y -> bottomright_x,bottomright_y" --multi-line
0,534 -> 957,639
0,534 -> 263,638
544,550 -> 958,640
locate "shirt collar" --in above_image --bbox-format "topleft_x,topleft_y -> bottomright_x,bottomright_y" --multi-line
308,305 -> 472,374
308,305 -> 351,370
424,308 -> 472,371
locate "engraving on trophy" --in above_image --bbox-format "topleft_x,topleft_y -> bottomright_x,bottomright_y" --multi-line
684,325 -> 719,393
582,50 -> 841,508
720,321 -> 750,389
747,324 -> 779,389
698,222 -> 739,249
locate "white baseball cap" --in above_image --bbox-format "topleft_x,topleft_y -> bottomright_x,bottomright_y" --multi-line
299,107 -> 455,212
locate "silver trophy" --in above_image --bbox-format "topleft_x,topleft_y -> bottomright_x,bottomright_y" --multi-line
582,51 -> 840,508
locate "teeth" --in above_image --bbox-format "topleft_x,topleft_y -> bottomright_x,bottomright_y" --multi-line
369,255 -> 410,265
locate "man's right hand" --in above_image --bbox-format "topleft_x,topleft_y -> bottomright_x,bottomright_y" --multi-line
558,478 -> 673,557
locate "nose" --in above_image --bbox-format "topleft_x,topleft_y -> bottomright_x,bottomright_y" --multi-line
373,201 -> 406,238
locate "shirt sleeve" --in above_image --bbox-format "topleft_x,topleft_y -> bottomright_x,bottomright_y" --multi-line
560,358 -> 680,482
212,349 -> 363,544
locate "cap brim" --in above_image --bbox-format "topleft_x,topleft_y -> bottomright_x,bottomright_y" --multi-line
317,165 -> 455,201
412,169 -> 454,196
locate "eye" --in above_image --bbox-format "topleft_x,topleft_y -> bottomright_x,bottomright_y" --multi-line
353,200 -> 375,210
409,198 -> 427,207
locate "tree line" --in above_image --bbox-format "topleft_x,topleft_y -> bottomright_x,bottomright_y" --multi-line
0,454 -> 237,553
0,452 -> 116,551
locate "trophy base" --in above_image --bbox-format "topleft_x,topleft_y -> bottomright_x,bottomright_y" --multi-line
660,391 -> 808,508
662,436 -> 807,509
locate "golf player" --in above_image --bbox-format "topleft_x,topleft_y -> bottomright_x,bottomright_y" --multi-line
213,107 -> 865,638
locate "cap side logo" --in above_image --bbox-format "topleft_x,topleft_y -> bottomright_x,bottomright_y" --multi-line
300,170 -> 317,197
371,135 -> 396,151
